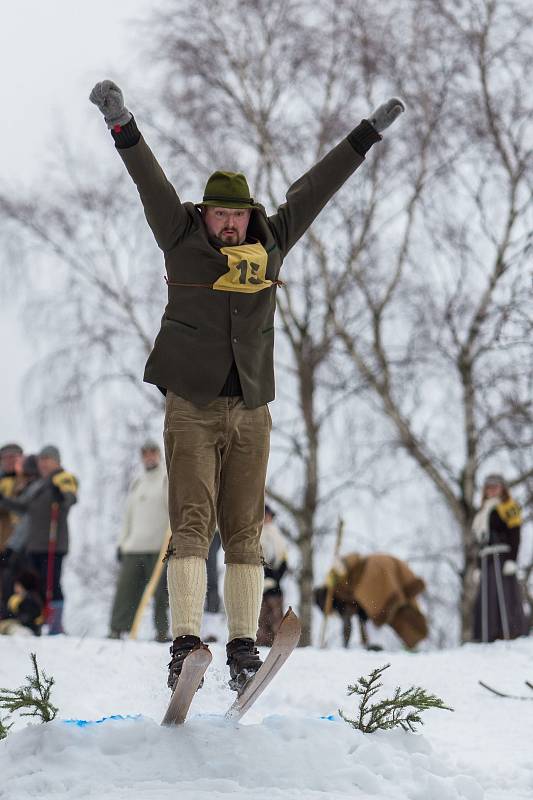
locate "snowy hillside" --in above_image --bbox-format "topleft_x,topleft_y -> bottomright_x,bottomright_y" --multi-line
1,632 -> 532,800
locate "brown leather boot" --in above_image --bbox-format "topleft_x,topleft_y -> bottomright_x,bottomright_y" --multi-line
226,637 -> 262,694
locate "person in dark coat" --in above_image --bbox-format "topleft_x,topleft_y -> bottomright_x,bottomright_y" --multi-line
205,531 -> 221,614
0,454 -> 40,619
0,443 -> 24,553
89,78 -> 405,693
0,445 -> 78,635
472,474 -> 527,642
256,505 -> 288,646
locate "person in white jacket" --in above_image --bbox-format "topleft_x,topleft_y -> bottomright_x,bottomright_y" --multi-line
109,442 -> 170,641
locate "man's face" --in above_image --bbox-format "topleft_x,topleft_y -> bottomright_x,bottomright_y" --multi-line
203,206 -> 251,246
142,448 -> 160,470
38,457 -> 59,478
1,452 -> 21,474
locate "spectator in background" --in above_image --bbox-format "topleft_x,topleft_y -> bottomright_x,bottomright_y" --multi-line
0,444 -> 78,635
0,454 -> 40,618
0,567 -> 43,637
314,552 -> 428,649
205,531 -> 221,614
109,441 -> 170,642
0,443 -> 24,552
472,474 -> 527,642
256,504 -> 288,646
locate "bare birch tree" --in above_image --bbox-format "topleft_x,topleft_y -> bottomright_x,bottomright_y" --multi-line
321,0 -> 533,639
137,0 -> 532,642
0,146 -> 167,606
135,0 -> 407,643
0,148 -> 164,423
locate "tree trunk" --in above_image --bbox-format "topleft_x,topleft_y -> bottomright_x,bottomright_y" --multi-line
296,354 -> 319,646
460,565 -> 479,643
298,522 -> 314,646
460,519 -> 480,642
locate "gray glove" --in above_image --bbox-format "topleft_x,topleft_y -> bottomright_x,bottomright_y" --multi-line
369,97 -> 405,133
89,80 -> 132,129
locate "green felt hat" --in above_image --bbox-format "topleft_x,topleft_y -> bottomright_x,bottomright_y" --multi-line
202,171 -> 255,208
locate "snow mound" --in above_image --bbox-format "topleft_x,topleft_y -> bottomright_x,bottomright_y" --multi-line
2,634 -> 533,798
1,713 -> 484,800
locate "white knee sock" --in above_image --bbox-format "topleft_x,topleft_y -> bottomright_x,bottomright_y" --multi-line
167,556 -> 207,638
224,563 -> 264,642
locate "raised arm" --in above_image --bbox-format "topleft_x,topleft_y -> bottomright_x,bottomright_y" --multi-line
0,493 -> 29,513
89,80 -> 190,252
51,470 -> 79,512
269,98 -> 405,257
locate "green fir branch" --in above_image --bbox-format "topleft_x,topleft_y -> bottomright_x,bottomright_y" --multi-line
0,714 -> 13,740
0,653 -> 58,724
339,663 -> 453,734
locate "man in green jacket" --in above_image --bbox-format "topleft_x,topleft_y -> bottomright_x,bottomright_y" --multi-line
90,80 -> 404,694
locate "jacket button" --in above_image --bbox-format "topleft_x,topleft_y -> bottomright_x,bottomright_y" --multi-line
233,336 -> 238,343
233,308 -> 238,315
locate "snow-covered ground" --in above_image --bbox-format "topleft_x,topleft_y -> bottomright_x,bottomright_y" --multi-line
1,628 -> 532,800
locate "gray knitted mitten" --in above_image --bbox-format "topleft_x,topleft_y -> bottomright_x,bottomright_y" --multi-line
368,97 -> 405,133
89,80 -> 132,129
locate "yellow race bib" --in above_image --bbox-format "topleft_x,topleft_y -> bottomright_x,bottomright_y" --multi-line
214,242 -> 273,294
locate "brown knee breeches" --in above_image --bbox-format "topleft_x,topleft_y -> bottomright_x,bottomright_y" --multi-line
164,393 -> 271,566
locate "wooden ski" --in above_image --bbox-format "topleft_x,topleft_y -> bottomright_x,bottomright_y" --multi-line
225,607 -> 301,722
161,645 -> 212,725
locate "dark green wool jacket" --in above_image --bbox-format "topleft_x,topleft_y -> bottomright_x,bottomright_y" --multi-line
117,130 -> 369,408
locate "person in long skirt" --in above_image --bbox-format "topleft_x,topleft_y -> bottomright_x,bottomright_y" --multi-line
472,474 -> 527,642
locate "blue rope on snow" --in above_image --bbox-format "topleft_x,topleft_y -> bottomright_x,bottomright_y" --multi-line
63,714 -> 143,727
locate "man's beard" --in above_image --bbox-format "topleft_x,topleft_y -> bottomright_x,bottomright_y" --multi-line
220,228 -> 239,243
210,229 -> 241,247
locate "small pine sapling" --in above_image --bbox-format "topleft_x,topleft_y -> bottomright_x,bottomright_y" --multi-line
0,653 -> 58,724
340,663 -> 453,733
0,715 -> 13,739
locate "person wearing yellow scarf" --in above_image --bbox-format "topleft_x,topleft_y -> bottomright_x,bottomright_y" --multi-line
472,474 -> 527,642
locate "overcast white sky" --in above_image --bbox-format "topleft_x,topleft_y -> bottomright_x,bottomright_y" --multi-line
1,0 -> 152,448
